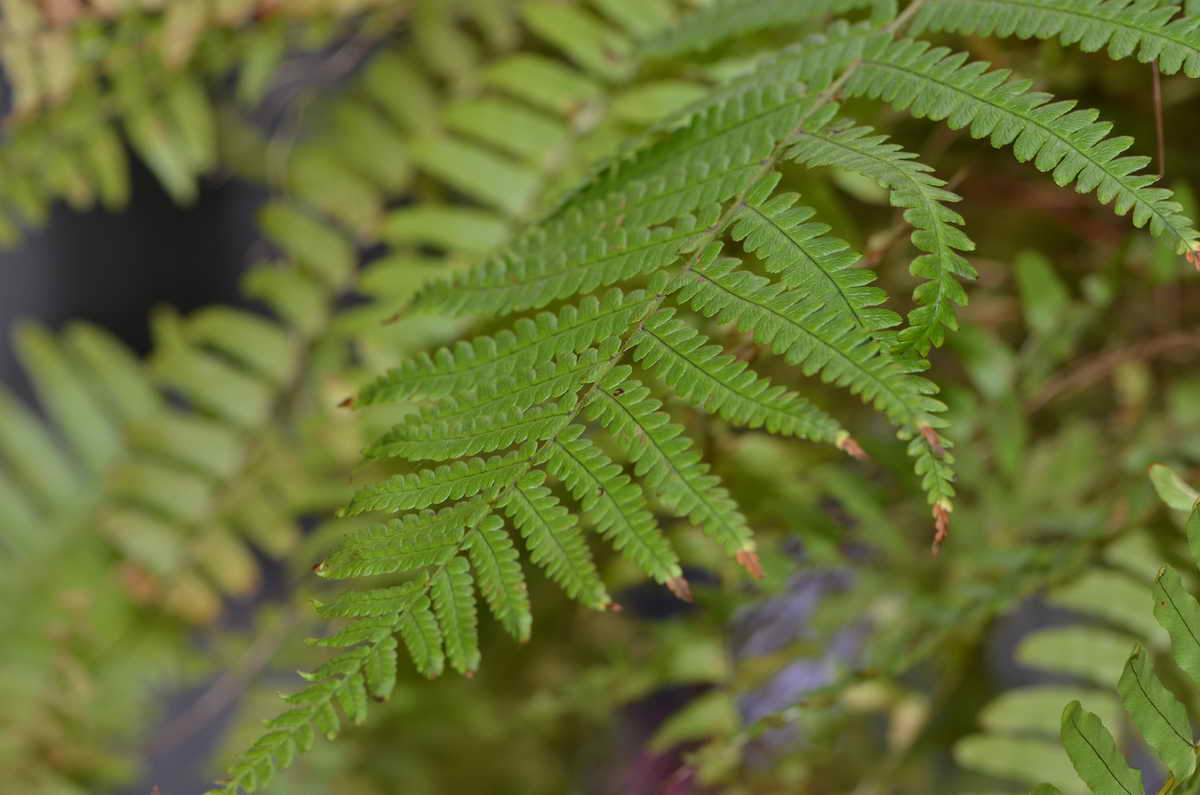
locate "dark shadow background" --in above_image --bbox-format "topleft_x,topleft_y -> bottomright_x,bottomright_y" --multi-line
0,153 -> 268,794
0,155 -> 264,404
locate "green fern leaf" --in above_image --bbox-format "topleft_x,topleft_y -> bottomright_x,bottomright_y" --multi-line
415,209 -> 717,317
1116,644 -> 1195,781
316,499 -> 490,579
1153,565 -> 1200,685
501,471 -> 611,609
343,447 -> 535,515
541,426 -> 684,585
358,289 -> 657,405
848,38 -> 1199,252
315,578 -> 431,620
364,397 -> 577,462
398,594 -> 445,678
466,515 -> 533,643
670,245 -> 946,430
731,171 -> 901,336
913,0 -> 1200,78
786,120 -> 976,354
364,344 -> 615,454
431,557 -> 481,675
631,309 -> 845,443
586,368 -> 754,557
1060,700 -> 1144,794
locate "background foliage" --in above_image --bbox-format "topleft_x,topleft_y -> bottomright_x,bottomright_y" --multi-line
4,1 -> 1200,793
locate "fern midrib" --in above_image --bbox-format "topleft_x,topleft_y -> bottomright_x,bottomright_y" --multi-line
859,53 -> 1192,247
931,0 -> 1200,60
742,199 -> 869,330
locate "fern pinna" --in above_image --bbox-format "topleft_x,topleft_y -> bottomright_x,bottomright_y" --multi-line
216,1 -> 1200,790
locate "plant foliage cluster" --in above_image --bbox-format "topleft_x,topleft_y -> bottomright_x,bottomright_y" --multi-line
4,0 -> 1200,793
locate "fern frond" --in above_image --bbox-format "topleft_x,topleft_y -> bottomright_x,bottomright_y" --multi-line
500,471 -> 611,609
586,368 -> 754,557
670,245 -> 946,431
785,120 -> 976,354
1117,645 -> 1195,781
315,578 -> 432,620
541,425 -> 684,585
221,581 -> 424,794
342,446 -> 536,516
465,515 -> 533,642
1060,701 -> 1144,793
316,500 -> 490,579
414,209 -> 717,317
631,309 -> 846,443
358,289 -> 658,405
849,37 -> 1200,252
731,171 -> 901,336
364,397 -> 577,462
913,0 -> 1200,77
431,557 -> 481,676
397,594 -> 447,680
370,344 -> 618,451
1152,566 -> 1200,683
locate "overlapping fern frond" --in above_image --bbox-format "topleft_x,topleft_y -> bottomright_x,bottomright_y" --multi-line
959,467 -> 1200,794
203,1 -> 1200,791
0,0 -> 407,244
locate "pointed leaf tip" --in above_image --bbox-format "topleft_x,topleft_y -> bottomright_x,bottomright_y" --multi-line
931,502 -> 952,556
836,433 -> 869,461
666,577 -> 693,602
736,548 -> 764,580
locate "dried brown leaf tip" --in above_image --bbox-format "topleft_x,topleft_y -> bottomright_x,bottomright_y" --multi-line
919,424 -> 946,457
836,433 -> 869,461
337,396 -> 354,409
40,0 -> 82,27
736,548 -> 765,580
666,577 -> 693,602
930,501 -> 952,556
